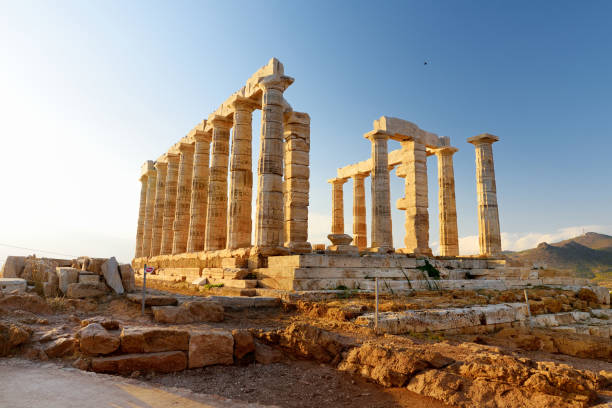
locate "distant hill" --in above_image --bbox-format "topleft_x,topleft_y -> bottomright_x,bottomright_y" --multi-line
505,232 -> 612,279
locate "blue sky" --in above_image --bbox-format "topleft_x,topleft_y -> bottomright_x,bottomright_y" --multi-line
1,0 -> 611,263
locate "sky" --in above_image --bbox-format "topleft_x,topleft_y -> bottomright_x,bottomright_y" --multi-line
0,0 -> 611,264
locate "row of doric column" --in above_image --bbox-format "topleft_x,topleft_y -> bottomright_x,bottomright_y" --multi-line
134,95 -> 311,259
330,131 -> 501,257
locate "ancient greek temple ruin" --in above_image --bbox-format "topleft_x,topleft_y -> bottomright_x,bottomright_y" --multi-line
132,58 -> 508,292
329,117 -> 502,258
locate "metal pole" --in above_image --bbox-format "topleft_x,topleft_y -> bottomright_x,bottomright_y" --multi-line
375,277 -> 379,332
524,289 -> 532,326
142,263 -> 147,316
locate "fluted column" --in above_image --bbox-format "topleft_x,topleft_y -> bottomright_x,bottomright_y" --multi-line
186,130 -> 212,253
352,174 -> 367,250
254,77 -> 292,252
396,138 -> 432,255
141,163 -> 157,258
204,116 -> 233,251
160,153 -> 180,255
227,97 -> 258,250
150,160 -> 167,257
172,143 -> 195,254
135,168 -> 149,258
436,147 -> 459,256
328,178 -> 347,235
283,112 -> 311,253
365,130 -> 393,252
468,133 -> 502,257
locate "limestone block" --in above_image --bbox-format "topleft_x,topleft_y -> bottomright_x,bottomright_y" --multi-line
78,323 -> 120,355
0,278 -> 27,293
286,138 -> 309,152
232,329 -> 255,362
101,257 -> 124,294
188,329 -> 234,368
66,283 -> 108,298
44,337 -> 76,358
285,150 -> 309,166
284,164 -> 309,179
118,264 -> 135,293
152,301 -> 223,324
0,256 -> 25,278
126,293 -> 178,307
91,351 -> 187,374
57,267 -> 79,294
120,327 -> 189,353
43,282 -> 59,297
283,178 -> 309,193
78,274 -> 99,285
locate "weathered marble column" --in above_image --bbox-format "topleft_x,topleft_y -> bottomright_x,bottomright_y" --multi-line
328,178 -> 347,235
204,116 -> 232,251
435,147 -> 459,257
227,97 -> 258,250
283,112 -> 311,253
365,130 -> 394,252
254,77 -> 292,252
134,164 -> 150,258
468,133 -> 502,257
352,174 -> 367,250
172,143 -> 195,254
396,138 -> 432,255
160,153 -> 180,255
186,130 -> 212,253
141,162 -> 157,258
150,159 -> 167,257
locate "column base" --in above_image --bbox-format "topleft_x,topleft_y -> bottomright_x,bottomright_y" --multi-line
326,244 -> 359,255
397,247 -> 433,256
251,246 -> 291,257
285,242 -> 313,254
366,247 -> 395,254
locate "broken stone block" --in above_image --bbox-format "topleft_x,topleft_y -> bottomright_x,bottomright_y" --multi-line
126,293 -> 178,306
0,278 -> 27,293
0,323 -> 31,356
66,283 -> 107,299
0,256 -> 25,278
118,264 -> 135,292
91,351 -> 187,374
42,282 -> 59,298
44,337 -> 76,358
78,323 -> 120,355
78,274 -> 99,285
188,329 -> 234,368
152,301 -> 224,324
101,257 -> 124,294
120,327 -> 189,353
232,329 -> 255,364
56,267 -> 79,294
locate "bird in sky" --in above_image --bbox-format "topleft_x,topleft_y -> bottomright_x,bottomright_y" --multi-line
424,61 -> 429,65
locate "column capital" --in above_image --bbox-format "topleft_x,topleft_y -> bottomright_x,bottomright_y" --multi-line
177,142 -> 195,153
364,129 -> 392,142
140,160 -> 155,178
435,146 -> 459,156
228,95 -> 260,112
208,115 -> 233,130
467,133 -> 499,145
351,173 -> 367,181
327,177 -> 348,186
154,160 -> 168,171
166,152 -> 180,164
258,75 -> 294,92
193,129 -> 212,143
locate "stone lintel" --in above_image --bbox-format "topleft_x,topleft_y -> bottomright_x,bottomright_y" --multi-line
327,177 -> 348,185
467,133 -> 499,145
364,129 -> 392,141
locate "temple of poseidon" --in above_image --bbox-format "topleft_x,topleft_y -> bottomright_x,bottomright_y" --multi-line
132,58 -> 590,293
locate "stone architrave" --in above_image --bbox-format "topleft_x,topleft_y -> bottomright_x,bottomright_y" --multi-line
134,170 -> 149,258
436,146 -> 459,256
254,77 -> 293,252
468,133 -> 502,257
352,174 -> 367,250
204,116 -> 233,251
172,143 -> 195,254
283,111 -> 311,253
150,160 -> 167,257
328,178 -> 347,235
160,153 -> 180,255
227,97 -> 258,250
141,163 -> 157,258
365,130 -> 393,252
396,137 -> 432,255
186,129 -> 212,253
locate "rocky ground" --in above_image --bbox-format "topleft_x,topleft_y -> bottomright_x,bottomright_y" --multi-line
1,283 -> 611,408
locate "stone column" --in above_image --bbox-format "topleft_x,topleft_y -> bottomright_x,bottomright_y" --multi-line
254,78 -> 292,253
172,143 -> 195,254
365,130 -> 394,252
227,97 -> 258,250
141,163 -> 157,258
396,138 -> 432,255
468,133 -> 502,257
352,174 -> 367,250
150,160 -> 167,257
204,116 -> 232,251
134,167 -> 150,258
160,153 -> 180,255
186,130 -> 212,253
283,112 -> 311,253
435,147 -> 459,257
328,178 -> 347,235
